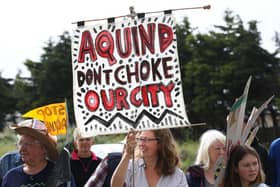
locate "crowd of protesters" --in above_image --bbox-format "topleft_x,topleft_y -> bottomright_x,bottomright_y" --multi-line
0,118 -> 279,187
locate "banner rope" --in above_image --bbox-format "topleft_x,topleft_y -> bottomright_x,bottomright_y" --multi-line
72,5 -> 211,25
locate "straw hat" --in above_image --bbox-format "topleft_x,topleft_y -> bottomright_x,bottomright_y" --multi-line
10,119 -> 59,161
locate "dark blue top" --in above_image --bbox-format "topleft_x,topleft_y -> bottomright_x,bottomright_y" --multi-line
269,138 -> 280,187
0,151 -> 23,186
2,160 -> 54,187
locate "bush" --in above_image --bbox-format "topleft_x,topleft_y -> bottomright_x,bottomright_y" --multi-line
0,128 -> 18,156
178,140 -> 198,171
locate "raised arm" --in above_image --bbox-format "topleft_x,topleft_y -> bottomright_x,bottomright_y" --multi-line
111,131 -> 137,187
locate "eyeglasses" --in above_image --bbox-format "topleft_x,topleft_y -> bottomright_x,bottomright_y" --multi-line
136,137 -> 159,143
17,141 -> 41,148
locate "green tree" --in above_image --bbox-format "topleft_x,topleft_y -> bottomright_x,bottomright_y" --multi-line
6,11 -> 280,141
180,10 -> 280,133
14,32 -> 74,123
0,76 -> 17,130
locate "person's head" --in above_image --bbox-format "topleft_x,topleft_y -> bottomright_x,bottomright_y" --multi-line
195,129 -> 226,169
11,119 -> 58,162
17,134 -> 48,164
73,127 -> 93,153
223,144 -> 265,187
136,128 -> 179,176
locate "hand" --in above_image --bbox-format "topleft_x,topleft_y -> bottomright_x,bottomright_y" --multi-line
124,131 -> 137,158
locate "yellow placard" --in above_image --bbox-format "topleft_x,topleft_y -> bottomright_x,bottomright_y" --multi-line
22,102 -> 67,135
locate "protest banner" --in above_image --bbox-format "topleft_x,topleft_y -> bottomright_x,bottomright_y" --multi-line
72,14 -> 191,136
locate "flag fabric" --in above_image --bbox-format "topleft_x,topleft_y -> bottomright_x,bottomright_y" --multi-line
214,77 -> 273,187
22,102 -> 67,135
226,76 -> 251,155
214,156 -> 226,187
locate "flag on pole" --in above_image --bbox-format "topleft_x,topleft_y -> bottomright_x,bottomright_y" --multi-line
22,102 -> 67,135
214,76 -> 274,187
226,76 -> 251,154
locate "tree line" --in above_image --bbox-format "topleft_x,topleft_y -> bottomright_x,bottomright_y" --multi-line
0,10 -> 279,141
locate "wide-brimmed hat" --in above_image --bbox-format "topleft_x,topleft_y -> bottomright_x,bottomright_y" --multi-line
10,119 -> 59,161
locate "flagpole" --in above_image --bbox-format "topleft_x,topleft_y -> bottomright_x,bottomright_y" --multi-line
64,98 -> 71,187
72,5 -> 210,24
64,98 -> 70,146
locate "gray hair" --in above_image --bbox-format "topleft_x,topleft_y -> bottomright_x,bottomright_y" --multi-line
194,129 -> 226,169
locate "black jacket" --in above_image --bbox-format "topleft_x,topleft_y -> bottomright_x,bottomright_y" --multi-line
186,165 -> 205,187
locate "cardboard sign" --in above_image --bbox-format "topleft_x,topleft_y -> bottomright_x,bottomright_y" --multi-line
71,14 -> 191,136
22,102 -> 67,135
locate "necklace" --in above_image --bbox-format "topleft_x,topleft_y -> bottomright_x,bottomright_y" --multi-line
79,157 -> 93,172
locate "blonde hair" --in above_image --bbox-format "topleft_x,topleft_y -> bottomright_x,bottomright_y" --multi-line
195,129 -> 226,169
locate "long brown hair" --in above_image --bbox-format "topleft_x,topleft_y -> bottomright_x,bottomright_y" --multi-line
222,144 -> 265,187
153,128 -> 179,176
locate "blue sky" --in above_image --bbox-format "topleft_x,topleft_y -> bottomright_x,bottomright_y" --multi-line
0,0 -> 279,78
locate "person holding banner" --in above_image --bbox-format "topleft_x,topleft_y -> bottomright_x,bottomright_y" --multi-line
186,129 -> 226,187
111,129 -> 188,187
70,127 -> 101,187
1,119 -> 61,187
219,144 -> 268,187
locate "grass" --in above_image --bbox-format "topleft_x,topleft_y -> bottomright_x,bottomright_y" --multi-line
0,128 -> 18,156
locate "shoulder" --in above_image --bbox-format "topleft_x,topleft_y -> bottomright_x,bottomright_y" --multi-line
108,152 -> 122,159
270,138 -> 280,149
186,165 -> 204,177
3,165 -> 24,181
161,167 -> 187,186
93,153 -> 102,163
269,138 -> 280,156
0,151 -> 23,178
0,151 -> 22,165
173,167 -> 186,178
186,165 -> 205,186
0,151 -> 20,160
107,152 -> 122,170
252,183 -> 269,187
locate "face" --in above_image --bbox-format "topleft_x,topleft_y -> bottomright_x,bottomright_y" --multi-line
137,131 -> 158,157
18,135 -> 47,164
75,137 -> 93,152
208,139 -> 225,165
236,153 -> 259,185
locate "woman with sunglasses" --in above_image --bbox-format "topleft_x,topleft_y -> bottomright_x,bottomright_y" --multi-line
111,128 -> 187,187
